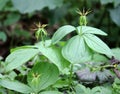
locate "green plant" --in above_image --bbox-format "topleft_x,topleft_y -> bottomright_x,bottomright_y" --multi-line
52,9 -> 113,63
0,9 -> 120,94
112,78 -> 120,94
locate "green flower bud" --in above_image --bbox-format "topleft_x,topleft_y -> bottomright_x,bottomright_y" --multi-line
77,9 -> 91,26
79,15 -> 87,26
33,22 -> 48,41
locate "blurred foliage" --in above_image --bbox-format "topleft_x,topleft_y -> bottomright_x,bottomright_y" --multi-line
12,0 -> 63,13
0,0 -> 120,58
0,32 -> 7,42
109,6 -> 120,27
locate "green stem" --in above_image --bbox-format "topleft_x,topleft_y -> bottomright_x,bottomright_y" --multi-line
101,64 -> 114,69
40,31 -> 45,46
76,27 -> 79,35
69,64 -> 74,91
76,26 -> 83,36
92,64 -> 115,72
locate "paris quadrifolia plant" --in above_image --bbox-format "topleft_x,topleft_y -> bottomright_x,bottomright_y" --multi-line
34,22 -> 48,42
76,9 -> 91,26
0,9 -> 119,94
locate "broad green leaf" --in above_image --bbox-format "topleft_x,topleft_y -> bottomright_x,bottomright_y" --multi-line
27,62 -> 59,93
100,0 -> 113,5
0,32 -> 7,42
5,48 -> 39,72
75,84 -> 91,94
40,91 -> 62,94
7,71 -> 17,80
109,6 -> 120,27
92,54 -> 108,62
62,35 -> 92,64
77,26 -> 107,36
35,40 -> 70,71
111,48 -> 120,60
53,79 -> 69,88
92,86 -> 112,94
0,0 -> 9,10
12,0 -> 63,13
83,34 -> 113,57
52,25 -> 76,44
0,79 -> 32,93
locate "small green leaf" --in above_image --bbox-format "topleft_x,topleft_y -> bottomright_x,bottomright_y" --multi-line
75,84 -> 91,94
40,91 -> 62,94
27,62 -> 59,93
0,79 -> 32,93
112,48 -> 120,60
75,84 -> 86,94
62,35 -> 92,64
77,26 -> 107,36
35,40 -> 70,71
92,54 -> 108,62
14,29 -> 31,39
53,79 -> 69,88
84,34 -> 113,57
0,32 -> 7,42
52,25 -> 76,44
4,13 -> 20,26
5,48 -> 39,72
